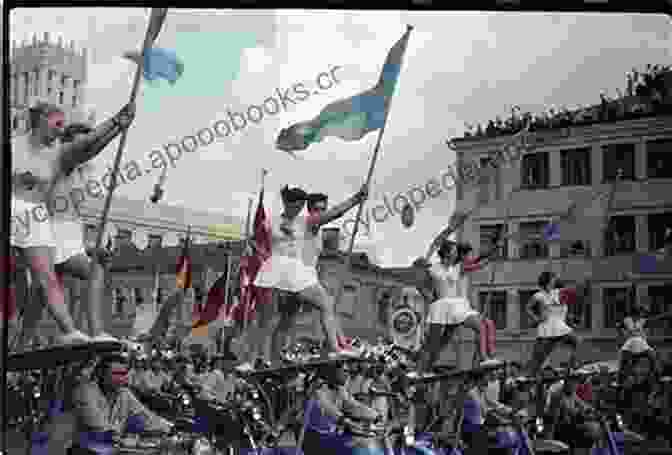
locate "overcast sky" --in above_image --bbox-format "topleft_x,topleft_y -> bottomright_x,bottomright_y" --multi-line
9,9 -> 671,266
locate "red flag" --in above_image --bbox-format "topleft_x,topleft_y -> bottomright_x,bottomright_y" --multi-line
238,189 -> 273,323
192,271 -> 228,330
176,234 -> 192,290
1,255 -> 18,322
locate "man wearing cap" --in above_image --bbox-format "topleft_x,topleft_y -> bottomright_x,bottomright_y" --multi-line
11,100 -> 135,346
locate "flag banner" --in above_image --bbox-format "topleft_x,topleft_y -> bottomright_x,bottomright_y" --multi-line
237,189 -> 273,323
147,8 -> 169,46
632,252 -> 672,275
192,268 -> 229,331
176,234 -> 192,289
540,185 -> 614,246
148,290 -> 183,340
124,48 -> 184,85
276,27 -> 412,153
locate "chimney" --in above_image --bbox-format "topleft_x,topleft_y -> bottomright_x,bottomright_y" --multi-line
322,227 -> 341,252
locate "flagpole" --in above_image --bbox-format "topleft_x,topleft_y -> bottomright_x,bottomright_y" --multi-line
241,198 -> 253,333
94,13 -> 163,251
346,25 -> 413,259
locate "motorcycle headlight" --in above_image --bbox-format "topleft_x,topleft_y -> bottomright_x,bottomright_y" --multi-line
252,408 -> 262,421
251,391 -> 259,400
403,426 -> 415,446
182,395 -> 191,407
535,416 -> 544,434
192,437 -> 214,455
615,414 -> 623,429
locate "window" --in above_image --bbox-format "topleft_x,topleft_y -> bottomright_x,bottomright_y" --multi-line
148,234 -> 163,248
603,287 -> 635,329
116,229 -> 133,245
603,143 -> 635,182
134,288 -> 144,306
478,157 -> 500,203
521,152 -> 549,188
479,224 -> 508,260
561,148 -> 592,186
518,221 -> 549,259
647,139 -> 672,179
72,95 -> 77,107
479,291 -> 507,329
23,73 -> 29,101
560,240 -> 591,258
648,212 -> 672,251
12,116 -> 18,130
648,285 -> 672,334
604,216 -> 636,256
518,290 -> 538,330
113,288 -> 126,316
566,282 -> 591,330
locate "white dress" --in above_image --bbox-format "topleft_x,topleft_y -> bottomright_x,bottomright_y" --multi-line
11,135 -> 57,250
620,317 -> 652,353
426,263 -> 478,325
49,165 -> 89,264
533,289 -> 572,338
253,214 -> 320,293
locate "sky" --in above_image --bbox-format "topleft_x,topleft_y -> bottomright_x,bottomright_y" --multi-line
9,9 -> 672,267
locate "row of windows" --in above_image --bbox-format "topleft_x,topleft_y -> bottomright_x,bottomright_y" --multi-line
110,285 -> 206,316
479,212 -> 671,260
520,139 -> 672,189
477,139 -> 672,204
11,71 -> 80,106
479,284 -> 672,332
84,225 -> 165,249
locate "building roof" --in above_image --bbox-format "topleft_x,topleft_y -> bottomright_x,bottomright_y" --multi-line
80,194 -> 243,238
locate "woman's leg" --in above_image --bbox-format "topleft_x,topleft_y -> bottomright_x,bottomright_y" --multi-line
562,332 -> 581,369
420,323 -> 448,372
57,253 -> 107,337
527,338 -> 556,377
298,283 -> 341,352
462,314 -> 488,366
22,246 -> 77,336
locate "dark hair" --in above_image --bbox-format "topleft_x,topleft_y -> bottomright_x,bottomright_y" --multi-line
28,102 -> 63,130
61,123 -> 93,143
438,240 -> 473,264
307,193 -> 328,210
280,186 -> 308,203
538,271 -> 556,289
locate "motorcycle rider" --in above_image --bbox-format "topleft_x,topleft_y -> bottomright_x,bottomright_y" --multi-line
66,353 -> 173,454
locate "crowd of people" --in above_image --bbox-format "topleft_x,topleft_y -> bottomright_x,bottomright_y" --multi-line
462,63 -> 672,138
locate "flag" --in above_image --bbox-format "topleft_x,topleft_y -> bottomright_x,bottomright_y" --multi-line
147,8 -> 168,46
276,26 -> 412,153
191,268 -> 229,336
123,48 -> 184,85
540,185 -> 615,247
238,189 -> 273,323
176,232 -> 192,289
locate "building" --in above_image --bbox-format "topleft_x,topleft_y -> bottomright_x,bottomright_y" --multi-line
451,104 -> 672,369
10,32 -> 90,134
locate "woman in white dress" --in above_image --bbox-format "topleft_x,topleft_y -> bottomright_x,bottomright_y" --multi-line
417,239 -> 501,373
619,303 -> 658,384
525,271 -> 585,376
47,122 -> 118,342
11,101 -> 135,348
253,186 -> 367,359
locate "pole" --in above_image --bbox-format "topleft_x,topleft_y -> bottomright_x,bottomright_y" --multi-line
93,17 -> 158,251
345,26 -> 413,257
337,26 -> 413,309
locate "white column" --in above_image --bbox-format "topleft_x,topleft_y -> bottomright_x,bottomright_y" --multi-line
635,140 -> 647,180
17,72 -> 25,106
39,67 -> 48,100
